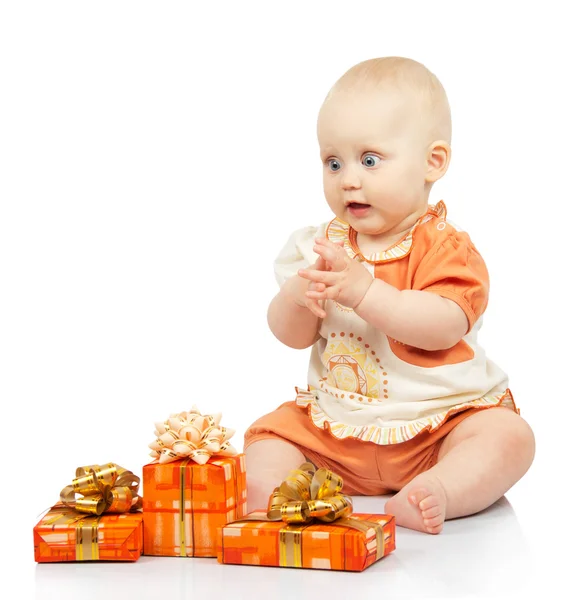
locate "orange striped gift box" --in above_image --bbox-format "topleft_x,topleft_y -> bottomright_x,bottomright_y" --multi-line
143,454 -> 247,557
34,504 -> 143,562
217,511 -> 395,571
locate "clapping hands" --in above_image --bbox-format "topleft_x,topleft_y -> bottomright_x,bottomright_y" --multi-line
298,238 -> 373,318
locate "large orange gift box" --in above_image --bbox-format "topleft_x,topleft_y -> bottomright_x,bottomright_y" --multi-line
34,463 -> 144,563
142,407 -> 247,557
217,463 -> 395,572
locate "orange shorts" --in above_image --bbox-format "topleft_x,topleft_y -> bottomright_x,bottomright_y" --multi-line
244,401 -> 487,495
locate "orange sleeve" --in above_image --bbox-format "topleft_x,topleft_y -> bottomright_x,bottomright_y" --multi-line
412,231 -> 489,333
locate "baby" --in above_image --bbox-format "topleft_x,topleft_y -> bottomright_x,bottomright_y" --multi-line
244,57 -> 535,534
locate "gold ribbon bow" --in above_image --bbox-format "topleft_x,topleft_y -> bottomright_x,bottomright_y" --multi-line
60,463 -> 143,516
149,405 -> 237,465
225,463 -> 386,568
267,462 -> 353,524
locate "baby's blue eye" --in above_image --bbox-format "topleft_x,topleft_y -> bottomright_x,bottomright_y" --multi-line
327,159 -> 342,172
362,154 -> 381,167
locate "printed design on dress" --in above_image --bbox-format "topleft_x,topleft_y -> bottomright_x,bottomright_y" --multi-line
319,332 -> 390,401
328,355 -> 368,395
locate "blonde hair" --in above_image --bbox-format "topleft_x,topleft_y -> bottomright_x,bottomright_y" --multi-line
325,57 -> 452,144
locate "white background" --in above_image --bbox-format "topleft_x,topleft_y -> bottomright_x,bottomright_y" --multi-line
1,1 -> 569,598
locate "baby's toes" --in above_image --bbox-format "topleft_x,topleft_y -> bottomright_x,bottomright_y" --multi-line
418,494 -> 440,512
409,488 -> 431,507
423,515 -> 444,534
420,505 -> 441,519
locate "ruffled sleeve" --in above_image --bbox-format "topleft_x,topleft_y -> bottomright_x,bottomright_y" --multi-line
412,231 -> 489,333
274,224 -> 327,287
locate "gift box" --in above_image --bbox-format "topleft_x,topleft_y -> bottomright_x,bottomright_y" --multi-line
34,505 -> 143,562
34,463 -> 143,563
143,407 -> 247,557
217,463 -> 395,571
218,511 -> 395,571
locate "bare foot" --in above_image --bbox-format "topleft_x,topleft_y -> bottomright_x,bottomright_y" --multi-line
384,473 -> 448,534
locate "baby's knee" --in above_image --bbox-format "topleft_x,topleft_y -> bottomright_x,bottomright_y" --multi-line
245,438 -> 306,512
487,410 -> 535,472
245,437 -> 306,478
245,438 -> 306,488
504,416 -> 535,467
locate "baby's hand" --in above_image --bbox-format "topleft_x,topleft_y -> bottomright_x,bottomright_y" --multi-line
300,254 -> 328,319
298,238 -> 373,311
305,254 -> 330,318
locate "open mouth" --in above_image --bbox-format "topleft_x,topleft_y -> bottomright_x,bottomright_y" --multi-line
347,202 -> 371,216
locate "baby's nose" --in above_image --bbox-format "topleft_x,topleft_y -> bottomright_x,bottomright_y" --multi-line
340,165 -> 361,190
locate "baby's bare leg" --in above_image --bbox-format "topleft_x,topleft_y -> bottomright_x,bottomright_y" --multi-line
245,439 -> 306,512
385,407 -> 535,534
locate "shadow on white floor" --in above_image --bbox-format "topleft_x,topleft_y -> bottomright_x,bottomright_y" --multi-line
34,494 -> 541,600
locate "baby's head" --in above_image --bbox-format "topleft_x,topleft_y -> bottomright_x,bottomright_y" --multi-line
317,57 -> 452,238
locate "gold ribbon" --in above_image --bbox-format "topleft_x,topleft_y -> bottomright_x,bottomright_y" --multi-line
267,462 -> 353,524
60,463 -> 143,516
228,463 -> 385,568
177,455 -> 242,557
179,458 -> 192,557
149,405 -> 238,465
41,504 -> 103,561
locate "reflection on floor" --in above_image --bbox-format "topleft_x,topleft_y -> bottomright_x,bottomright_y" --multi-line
34,494 -> 541,600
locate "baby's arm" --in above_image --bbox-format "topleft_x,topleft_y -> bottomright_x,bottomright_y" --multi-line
268,226 -> 330,350
267,269 -> 322,349
300,238 -> 468,352
354,280 -> 468,351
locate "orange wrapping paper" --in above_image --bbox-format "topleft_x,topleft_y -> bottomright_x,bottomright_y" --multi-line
217,511 -> 395,571
34,504 -> 143,562
143,453 -> 247,557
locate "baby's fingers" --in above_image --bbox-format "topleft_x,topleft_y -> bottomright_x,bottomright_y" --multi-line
306,287 -> 337,301
313,242 -> 347,271
315,254 -> 328,271
305,297 -> 326,319
298,268 -> 337,285
305,281 -> 326,318
309,282 -> 326,292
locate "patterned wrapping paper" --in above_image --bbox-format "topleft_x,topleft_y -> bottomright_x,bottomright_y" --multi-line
34,504 -> 143,562
143,453 -> 247,557
217,511 -> 395,571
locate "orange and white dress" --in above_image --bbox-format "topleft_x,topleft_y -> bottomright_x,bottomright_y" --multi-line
276,201 -> 516,446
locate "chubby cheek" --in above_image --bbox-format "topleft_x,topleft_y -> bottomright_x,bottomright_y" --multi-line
399,161 -> 427,195
323,179 -> 344,216
363,177 -> 399,209
366,170 -> 418,208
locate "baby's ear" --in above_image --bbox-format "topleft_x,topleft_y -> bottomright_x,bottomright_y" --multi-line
425,141 -> 451,183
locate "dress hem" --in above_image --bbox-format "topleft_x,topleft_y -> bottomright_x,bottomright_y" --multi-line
294,386 -> 518,446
